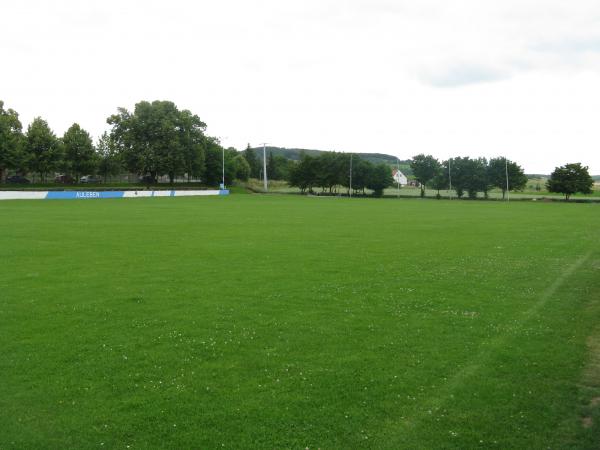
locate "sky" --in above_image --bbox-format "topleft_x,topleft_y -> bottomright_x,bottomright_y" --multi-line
2,0 -> 600,174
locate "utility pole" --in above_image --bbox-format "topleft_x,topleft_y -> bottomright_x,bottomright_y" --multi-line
261,143 -> 268,191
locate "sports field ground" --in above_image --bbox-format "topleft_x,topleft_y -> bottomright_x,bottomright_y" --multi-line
1,195 -> 599,448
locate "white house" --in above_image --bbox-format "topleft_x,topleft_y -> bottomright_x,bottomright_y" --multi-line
392,169 -> 408,186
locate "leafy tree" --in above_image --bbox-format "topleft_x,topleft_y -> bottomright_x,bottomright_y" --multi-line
204,142 -> 238,186
267,151 -> 277,181
204,139 -> 224,186
311,152 -> 351,193
233,154 -> 251,181
148,102 -> 186,184
0,101 -> 25,181
288,153 -> 392,197
96,132 -> 122,182
263,151 -> 292,181
274,155 -> 292,181
367,163 -> 394,197
107,100 -> 206,184
63,123 -> 96,181
487,157 -> 527,199
243,144 -> 260,178
337,153 -> 354,194
410,154 -> 440,197
351,159 -> 372,195
446,156 -> 488,199
25,117 -> 62,182
287,152 -> 319,193
332,153 -> 351,193
179,109 -> 206,182
446,157 -> 468,198
429,167 -> 449,198
467,157 -> 489,199
547,163 -> 593,200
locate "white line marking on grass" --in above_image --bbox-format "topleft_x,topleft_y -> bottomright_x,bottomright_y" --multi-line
388,251 -> 594,438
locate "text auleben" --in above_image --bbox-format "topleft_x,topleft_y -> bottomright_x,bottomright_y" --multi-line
75,192 -> 100,198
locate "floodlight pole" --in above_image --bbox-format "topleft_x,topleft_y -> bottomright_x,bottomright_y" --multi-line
218,135 -> 228,189
505,157 -> 510,202
349,154 -> 353,197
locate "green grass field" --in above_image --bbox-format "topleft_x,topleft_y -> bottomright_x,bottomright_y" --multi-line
1,195 -> 600,448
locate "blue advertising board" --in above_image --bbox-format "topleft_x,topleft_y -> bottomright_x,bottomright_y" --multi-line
45,191 -> 126,200
0,190 -> 229,201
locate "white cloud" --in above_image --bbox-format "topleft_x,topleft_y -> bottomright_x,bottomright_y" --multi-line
419,62 -> 510,87
2,0 -> 600,173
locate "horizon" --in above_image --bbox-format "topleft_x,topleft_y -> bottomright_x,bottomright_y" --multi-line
247,146 -> 598,176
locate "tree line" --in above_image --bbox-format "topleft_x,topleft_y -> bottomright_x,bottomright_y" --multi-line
410,154 -> 594,200
0,100 -> 251,185
0,98 -> 397,192
1,99 -> 594,198
285,152 -> 393,196
410,154 -> 528,199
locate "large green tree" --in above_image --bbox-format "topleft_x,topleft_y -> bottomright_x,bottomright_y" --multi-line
351,159 -> 372,195
446,157 -> 468,198
0,101 -> 25,181
288,153 -> 391,197
204,141 -> 238,186
179,109 -> 206,182
315,152 -> 339,192
204,138 -> 223,186
233,154 -> 251,181
447,156 -> 488,199
410,154 -> 440,197
107,100 -> 206,184
468,157 -> 490,199
547,163 -> 593,200
96,132 -> 122,182
243,144 -> 261,178
367,163 -> 394,197
287,153 -> 319,193
267,151 -> 277,181
63,123 -> 97,181
487,157 -> 527,199
429,167 -> 449,198
26,117 -> 62,182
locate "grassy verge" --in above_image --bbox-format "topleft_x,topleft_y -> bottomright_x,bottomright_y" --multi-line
1,196 -> 599,448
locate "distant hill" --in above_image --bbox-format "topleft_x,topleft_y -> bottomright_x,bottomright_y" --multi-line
248,146 -> 412,173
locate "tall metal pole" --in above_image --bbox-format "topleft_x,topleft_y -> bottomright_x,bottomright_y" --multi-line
262,143 -> 268,191
505,157 -> 510,202
222,147 -> 225,189
349,154 -> 353,197
448,159 -> 452,200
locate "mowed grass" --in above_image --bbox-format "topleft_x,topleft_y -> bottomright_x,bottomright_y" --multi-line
1,195 -> 600,449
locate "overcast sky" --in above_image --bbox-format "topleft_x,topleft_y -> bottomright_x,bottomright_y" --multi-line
3,0 -> 600,174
